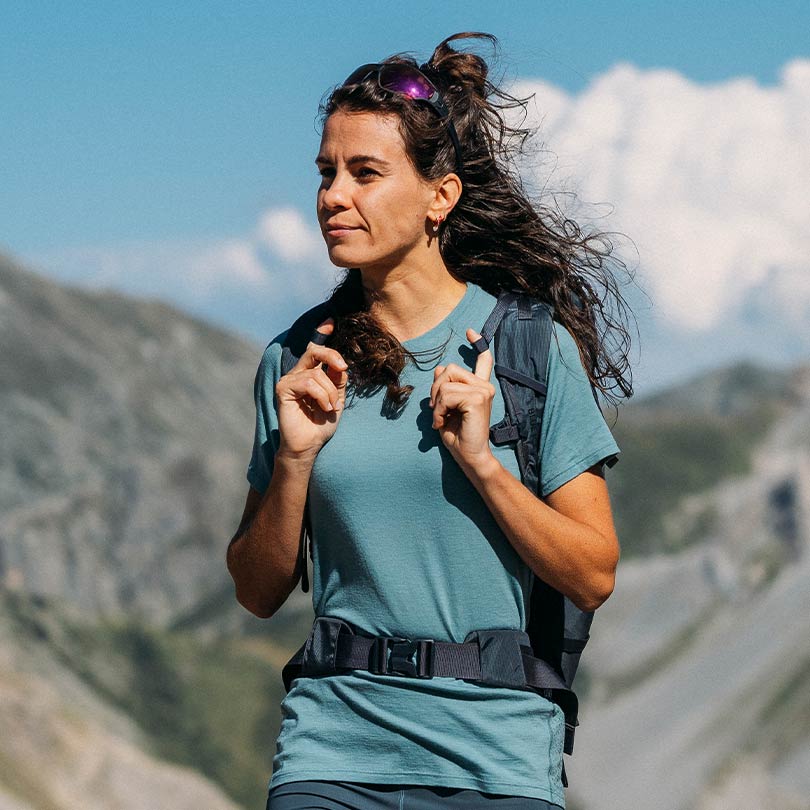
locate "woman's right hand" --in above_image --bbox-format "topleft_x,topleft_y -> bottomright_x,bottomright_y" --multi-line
275,318 -> 348,462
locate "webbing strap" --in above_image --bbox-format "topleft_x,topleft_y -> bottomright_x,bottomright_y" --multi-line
471,336 -> 489,354
480,291 -> 518,347
493,364 -> 548,395
490,423 -> 520,444
563,637 -> 588,654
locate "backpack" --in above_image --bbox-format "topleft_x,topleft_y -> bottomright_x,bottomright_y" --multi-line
277,287 -> 617,781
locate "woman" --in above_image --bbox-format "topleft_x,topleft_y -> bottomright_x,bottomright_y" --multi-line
227,31 -> 634,810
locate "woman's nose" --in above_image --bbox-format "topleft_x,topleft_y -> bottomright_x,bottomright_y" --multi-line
319,172 -> 351,210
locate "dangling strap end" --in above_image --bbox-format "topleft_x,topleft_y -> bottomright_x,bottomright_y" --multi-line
309,328 -> 330,346
471,335 -> 489,354
299,529 -> 310,593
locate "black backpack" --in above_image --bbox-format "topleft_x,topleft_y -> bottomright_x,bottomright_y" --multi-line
277,287 -> 617,775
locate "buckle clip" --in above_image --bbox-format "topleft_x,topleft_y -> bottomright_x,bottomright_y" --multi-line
371,637 -> 434,678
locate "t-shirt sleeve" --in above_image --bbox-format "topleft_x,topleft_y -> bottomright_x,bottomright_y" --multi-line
246,330 -> 288,495
538,322 -> 621,498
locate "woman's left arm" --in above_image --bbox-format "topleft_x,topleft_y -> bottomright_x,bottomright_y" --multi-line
430,328 -> 619,613
463,456 -> 619,613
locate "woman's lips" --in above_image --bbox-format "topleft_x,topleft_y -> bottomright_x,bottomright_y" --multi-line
326,227 -> 358,237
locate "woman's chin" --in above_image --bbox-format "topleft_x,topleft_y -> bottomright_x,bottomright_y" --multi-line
326,246 -> 371,269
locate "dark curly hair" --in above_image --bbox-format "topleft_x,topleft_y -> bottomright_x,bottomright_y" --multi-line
317,31 -> 637,410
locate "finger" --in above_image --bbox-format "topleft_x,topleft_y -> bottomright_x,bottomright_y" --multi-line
311,317 -> 335,344
429,363 -> 481,407
332,368 -> 348,410
296,341 -> 348,374
429,365 -> 445,407
314,364 -> 346,410
467,328 -> 494,381
432,384 -> 467,428
310,317 -> 348,378
432,381 -> 490,421
297,372 -> 338,413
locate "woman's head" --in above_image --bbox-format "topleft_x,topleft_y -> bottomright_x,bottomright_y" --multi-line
315,51 -> 475,278
317,34 -> 508,269
316,32 -> 637,410
315,108 -> 460,277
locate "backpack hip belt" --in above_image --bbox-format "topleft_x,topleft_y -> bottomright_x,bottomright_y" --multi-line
282,615 -> 579,756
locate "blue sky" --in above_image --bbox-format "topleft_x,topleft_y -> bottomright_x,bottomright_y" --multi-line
2,0 -> 808,253
2,2 -> 809,395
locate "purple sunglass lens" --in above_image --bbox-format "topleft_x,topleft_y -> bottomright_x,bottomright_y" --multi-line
378,65 -> 434,100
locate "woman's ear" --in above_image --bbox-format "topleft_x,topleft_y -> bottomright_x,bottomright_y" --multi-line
428,172 -> 462,222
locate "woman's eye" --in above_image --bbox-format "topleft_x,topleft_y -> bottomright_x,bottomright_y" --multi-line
316,167 -> 376,179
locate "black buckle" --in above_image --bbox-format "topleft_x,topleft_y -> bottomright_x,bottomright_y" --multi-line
371,637 -> 434,678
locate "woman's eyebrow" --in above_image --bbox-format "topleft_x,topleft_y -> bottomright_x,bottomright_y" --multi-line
315,154 -> 392,168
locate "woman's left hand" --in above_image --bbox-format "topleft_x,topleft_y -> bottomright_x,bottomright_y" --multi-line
430,328 -> 497,473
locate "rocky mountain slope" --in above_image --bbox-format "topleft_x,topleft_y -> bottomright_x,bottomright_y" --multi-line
0,253 -> 307,808
0,596 -> 244,810
570,367 -> 810,809
0,250 -> 309,633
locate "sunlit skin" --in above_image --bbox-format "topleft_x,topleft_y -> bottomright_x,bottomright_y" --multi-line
316,111 -> 442,276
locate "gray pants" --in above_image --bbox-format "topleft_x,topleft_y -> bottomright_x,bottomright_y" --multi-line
266,780 -> 562,810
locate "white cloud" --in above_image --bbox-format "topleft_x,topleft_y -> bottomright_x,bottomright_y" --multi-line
254,206 -> 324,263
20,59 -> 810,362
24,206 -> 338,329
511,58 -> 810,332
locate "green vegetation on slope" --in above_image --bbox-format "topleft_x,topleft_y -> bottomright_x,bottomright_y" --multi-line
3,590 -> 296,810
605,361 -> 793,557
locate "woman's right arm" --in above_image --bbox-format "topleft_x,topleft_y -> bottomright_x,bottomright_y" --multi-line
226,451 -> 316,619
226,318 -> 347,618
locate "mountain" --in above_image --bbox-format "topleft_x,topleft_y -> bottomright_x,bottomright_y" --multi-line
0,252 -> 312,809
1,251 -> 808,809
569,366 -> 810,809
0,250 -> 315,633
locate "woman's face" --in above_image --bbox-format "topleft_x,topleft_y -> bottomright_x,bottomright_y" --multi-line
316,110 -> 437,273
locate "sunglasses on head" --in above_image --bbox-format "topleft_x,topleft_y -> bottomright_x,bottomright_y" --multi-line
341,62 -> 464,178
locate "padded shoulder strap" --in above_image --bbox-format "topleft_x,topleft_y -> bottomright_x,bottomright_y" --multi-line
281,299 -> 335,376
484,292 -> 554,493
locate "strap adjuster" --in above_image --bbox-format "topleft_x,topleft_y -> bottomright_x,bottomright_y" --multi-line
371,637 -> 434,678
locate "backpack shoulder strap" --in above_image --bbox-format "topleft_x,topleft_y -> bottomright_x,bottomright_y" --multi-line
281,299 -> 335,376
481,290 -> 554,495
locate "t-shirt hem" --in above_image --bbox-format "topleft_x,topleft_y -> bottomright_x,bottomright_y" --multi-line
541,444 -> 621,498
268,768 -> 564,806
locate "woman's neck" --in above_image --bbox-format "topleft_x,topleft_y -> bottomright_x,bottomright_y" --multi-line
359,259 -> 468,344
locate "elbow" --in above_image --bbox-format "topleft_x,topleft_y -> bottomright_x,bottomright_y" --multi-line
576,572 -> 615,613
226,542 -> 276,619
577,533 -> 619,612
232,582 -> 276,619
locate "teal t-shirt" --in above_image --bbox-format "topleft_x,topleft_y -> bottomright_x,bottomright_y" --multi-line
246,281 -> 620,806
